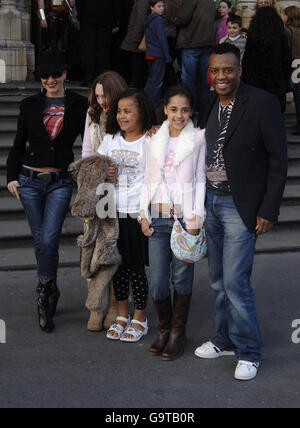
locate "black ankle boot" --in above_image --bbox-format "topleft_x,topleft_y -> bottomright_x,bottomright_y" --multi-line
48,281 -> 60,317
36,281 -> 54,333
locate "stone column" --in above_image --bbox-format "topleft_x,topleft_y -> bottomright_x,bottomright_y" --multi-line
277,0 -> 300,14
16,0 -> 35,79
236,1 -> 256,29
0,0 -> 27,82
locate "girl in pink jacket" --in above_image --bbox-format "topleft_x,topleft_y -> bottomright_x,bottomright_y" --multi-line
140,85 -> 206,361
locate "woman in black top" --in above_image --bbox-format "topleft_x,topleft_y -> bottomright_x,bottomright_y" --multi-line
7,50 -> 88,333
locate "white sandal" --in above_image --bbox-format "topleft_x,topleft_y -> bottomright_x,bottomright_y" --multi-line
106,316 -> 131,341
120,319 -> 149,343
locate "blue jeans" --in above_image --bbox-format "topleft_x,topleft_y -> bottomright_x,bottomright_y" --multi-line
144,58 -> 166,108
18,170 -> 73,282
205,192 -> 263,362
148,214 -> 195,301
181,47 -> 210,108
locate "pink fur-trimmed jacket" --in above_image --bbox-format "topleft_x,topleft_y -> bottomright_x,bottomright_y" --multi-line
140,120 -> 206,226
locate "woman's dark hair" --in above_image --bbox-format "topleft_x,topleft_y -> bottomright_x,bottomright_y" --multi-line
247,6 -> 285,45
88,71 -> 128,124
163,85 -> 195,111
106,89 -> 157,136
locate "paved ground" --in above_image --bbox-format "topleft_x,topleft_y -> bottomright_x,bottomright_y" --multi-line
0,252 -> 300,409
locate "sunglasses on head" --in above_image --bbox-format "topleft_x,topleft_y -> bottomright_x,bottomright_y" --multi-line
40,71 -> 64,80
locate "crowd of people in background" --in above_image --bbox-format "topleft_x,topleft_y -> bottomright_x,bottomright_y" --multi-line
35,0 -> 300,133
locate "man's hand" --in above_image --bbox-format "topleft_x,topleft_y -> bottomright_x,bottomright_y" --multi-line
141,218 -> 154,237
7,181 -> 21,200
256,216 -> 273,235
106,162 -> 117,183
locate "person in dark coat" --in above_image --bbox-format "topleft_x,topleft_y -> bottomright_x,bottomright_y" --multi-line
176,0 -> 216,108
242,6 -> 293,112
6,50 -> 88,334
144,1 -> 172,108
76,0 -> 121,86
120,0 -> 150,88
195,44 -> 287,381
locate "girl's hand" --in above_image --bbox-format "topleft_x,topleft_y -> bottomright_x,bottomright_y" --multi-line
7,181 -> 21,200
106,163 -> 117,182
186,228 -> 199,236
141,218 -> 154,237
146,125 -> 160,138
186,215 -> 201,235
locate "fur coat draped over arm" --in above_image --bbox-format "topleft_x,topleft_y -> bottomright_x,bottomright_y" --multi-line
68,154 -> 122,312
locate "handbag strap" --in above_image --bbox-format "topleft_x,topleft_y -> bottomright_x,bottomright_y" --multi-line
160,169 -> 178,221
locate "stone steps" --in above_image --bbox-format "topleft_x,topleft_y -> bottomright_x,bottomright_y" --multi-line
0,83 -> 299,272
0,244 -> 80,271
0,217 -> 82,249
0,227 -> 299,271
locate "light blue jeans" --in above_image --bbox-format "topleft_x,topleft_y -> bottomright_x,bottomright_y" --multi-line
205,191 -> 263,362
148,213 -> 195,301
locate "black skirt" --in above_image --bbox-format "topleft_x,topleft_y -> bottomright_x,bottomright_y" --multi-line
117,215 -> 149,273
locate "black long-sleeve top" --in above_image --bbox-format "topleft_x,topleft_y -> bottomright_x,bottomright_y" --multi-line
7,90 -> 88,183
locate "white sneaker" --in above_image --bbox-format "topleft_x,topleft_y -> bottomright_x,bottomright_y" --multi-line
234,360 -> 260,381
194,341 -> 235,359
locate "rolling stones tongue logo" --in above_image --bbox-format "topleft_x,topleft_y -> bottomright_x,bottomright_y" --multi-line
43,105 -> 65,140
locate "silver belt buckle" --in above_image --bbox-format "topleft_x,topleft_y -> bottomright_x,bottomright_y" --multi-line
37,172 -> 53,183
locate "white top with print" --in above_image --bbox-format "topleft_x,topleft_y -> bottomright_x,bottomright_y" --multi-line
98,132 -> 146,214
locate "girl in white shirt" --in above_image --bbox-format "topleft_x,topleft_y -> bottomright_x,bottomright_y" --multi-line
98,89 -> 157,343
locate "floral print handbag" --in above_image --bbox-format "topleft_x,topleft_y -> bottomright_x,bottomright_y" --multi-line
170,213 -> 207,264
161,170 -> 207,263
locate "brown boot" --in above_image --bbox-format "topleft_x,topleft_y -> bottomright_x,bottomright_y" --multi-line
149,294 -> 172,356
161,292 -> 192,361
87,311 -> 104,332
103,281 -> 118,330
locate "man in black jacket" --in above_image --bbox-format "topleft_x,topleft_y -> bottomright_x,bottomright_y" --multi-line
76,0 -> 121,85
194,44 -> 287,381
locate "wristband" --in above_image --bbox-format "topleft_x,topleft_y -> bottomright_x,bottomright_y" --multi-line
39,9 -> 46,21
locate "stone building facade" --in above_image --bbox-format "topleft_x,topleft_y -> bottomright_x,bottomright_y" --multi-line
0,0 -> 299,83
0,0 -> 34,82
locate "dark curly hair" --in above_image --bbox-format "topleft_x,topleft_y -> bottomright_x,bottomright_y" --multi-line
106,89 -> 157,136
247,6 -> 285,45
